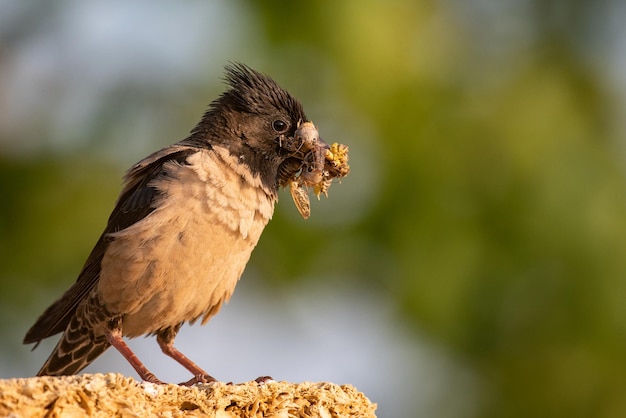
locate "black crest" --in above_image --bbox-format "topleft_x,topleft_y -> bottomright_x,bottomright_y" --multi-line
217,63 -> 306,120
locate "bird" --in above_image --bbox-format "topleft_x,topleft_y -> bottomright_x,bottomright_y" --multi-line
23,63 -> 331,385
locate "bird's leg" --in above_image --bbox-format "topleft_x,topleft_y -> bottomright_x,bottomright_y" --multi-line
156,326 -> 217,385
106,327 -> 164,384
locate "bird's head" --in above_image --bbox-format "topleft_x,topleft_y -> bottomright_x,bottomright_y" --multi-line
187,63 -> 349,216
189,63 -> 315,192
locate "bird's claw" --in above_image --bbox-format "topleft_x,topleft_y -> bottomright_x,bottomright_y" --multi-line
254,375 -> 274,384
142,373 -> 165,385
179,373 -> 218,386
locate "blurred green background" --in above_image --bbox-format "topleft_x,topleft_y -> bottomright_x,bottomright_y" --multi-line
2,1 -> 626,417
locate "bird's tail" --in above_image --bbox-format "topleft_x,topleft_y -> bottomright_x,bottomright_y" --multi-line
37,316 -> 110,376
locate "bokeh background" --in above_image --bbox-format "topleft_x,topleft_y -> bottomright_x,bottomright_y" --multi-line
2,1 -> 626,417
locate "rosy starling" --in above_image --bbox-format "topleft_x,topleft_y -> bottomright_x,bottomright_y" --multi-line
23,63 -> 349,384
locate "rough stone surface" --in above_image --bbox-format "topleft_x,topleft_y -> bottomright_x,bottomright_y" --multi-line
0,373 -> 377,417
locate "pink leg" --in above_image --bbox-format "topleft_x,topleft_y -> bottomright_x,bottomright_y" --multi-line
106,329 -> 163,384
156,332 -> 217,385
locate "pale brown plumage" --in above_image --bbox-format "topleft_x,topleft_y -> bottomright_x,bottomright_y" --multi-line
23,64 -> 320,384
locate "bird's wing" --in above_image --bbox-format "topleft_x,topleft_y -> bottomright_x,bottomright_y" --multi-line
24,145 -> 201,345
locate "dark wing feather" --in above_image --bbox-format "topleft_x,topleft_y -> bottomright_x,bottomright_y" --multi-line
24,145 -> 200,345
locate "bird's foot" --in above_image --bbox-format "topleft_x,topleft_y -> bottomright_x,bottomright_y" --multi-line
254,375 -> 274,384
142,372 -> 165,385
180,373 -> 218,386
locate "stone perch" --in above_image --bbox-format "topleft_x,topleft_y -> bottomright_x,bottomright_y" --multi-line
0,373 -> 377,417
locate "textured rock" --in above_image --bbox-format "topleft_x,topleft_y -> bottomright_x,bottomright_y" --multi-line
0,373 -> 377,417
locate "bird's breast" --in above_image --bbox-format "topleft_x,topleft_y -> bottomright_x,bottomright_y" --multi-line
98,148 -> 276,337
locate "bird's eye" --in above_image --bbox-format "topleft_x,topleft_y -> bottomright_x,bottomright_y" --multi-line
272,120 -> 288,132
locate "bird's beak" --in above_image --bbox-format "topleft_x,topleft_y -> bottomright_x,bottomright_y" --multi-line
279,121 -> 350,220
292,121 -> 328,154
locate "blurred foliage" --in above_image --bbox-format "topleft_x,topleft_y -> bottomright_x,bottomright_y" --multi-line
0,156 -> 120,307
1,0 -> 626,417
251,3 -> 626,416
